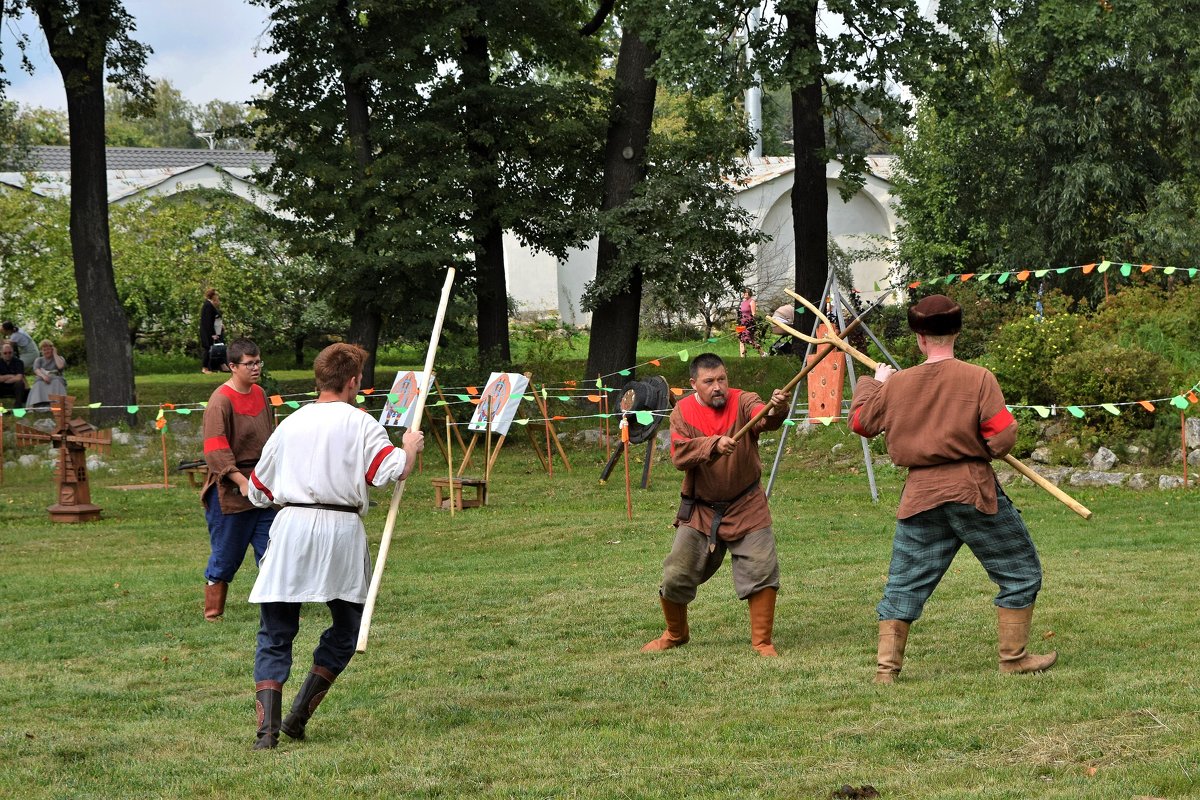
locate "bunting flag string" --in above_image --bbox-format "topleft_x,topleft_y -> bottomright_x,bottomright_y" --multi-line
888,259 -> 1198,293
3,376 -> 1197,425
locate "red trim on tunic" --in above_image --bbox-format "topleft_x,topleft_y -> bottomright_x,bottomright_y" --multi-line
204,435 -> 231,454
250,471 -> 273,501
218,383 -> 268,417
850,406 -> 867,436
365,445 -> 396,484
980,408 -> 1015,439
676,389 -> 742,436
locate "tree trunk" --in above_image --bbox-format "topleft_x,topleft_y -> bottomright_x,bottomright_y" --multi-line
347,308 -> 382,388
582,28 -> 658,385
461,30 -> 511,365
336,0 -> 382,388
785,2 -> 828,338
35,5 -> 136,425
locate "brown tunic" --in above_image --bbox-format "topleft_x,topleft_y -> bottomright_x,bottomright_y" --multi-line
670,388 -> 785,541
202,383 -> 275,514
849,359 -> 1017,519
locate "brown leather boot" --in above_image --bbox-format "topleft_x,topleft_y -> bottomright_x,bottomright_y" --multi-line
281,666 -> 336,741
748,588 -> 778,657
204,581 -> 227,621
253,680 -> 283,750
874,620 -> 910,684
997,605 -> 1057,674
641,596 -> 689,652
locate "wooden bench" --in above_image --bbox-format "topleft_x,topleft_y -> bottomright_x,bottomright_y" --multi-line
430,476 -> 487,510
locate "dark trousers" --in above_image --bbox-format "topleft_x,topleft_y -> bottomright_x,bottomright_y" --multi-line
0,380 -> 26,407
254,599 -> 364,684
203,485 -> 274,584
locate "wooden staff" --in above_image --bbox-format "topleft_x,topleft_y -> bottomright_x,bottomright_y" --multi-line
731,307 -> 872,442
357,266 -> 456,653
775,292 -> 1093,520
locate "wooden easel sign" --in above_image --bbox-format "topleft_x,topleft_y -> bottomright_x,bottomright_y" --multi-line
379,370 -> 430,428
467,372 -> 529,436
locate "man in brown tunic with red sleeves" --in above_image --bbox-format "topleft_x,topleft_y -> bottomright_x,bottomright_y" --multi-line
849,295 -> 1057,683
641,353 -> 789,656
201,338 -> 278,621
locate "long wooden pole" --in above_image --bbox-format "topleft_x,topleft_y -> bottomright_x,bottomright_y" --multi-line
772,299 -> 1093,520
731,310 -> 871,442
357,267 -> 456,653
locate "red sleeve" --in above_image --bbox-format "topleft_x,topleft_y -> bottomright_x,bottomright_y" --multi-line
365,445 -> 396,484
250,470 -> 274,501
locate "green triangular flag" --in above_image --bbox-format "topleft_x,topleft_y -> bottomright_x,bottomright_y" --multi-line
1189,268 -> 1198,278
1066,406 -> 1085,418
354,395 -> 365,404
286,401 -> 301,409
635,410 -> 653,425
88,402 -> 102,408
781,418 -> 796,426
1056,267 -> 1070,273
387,393 -> 399,403
1098,260 -> 1111,273
998,272 -> 1010,284
455,394 -> 468,402
514,418 -> 529,426
1171,395 -> 1188,409
1034,269 -> 1049,278
1032,406 -> 1050,418
619,369 -> 631,376
1119,262 -> 1132,277
977,273 -> 992,282
1164,266 -> 1176,275
176,408 -> 192,416
1101,403 -> 1121,415
558,395 -> 570,401
126,405 -> 139,414
678,349 -> 689,362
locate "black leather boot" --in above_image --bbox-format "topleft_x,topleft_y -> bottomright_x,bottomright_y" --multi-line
280,666 -> 336,741
253,680 -> 283,750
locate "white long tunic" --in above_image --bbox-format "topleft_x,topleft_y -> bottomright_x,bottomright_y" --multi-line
247,401 -> 407,604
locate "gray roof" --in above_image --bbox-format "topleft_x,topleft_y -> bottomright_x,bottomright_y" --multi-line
26,145 -> 274,171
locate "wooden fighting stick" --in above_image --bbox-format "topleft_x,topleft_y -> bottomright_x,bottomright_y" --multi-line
358,266 -> 456,653
775,290 -> 1093,520
14,394 -> 112,522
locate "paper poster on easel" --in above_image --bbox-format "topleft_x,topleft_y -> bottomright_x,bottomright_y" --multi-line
379,370 -> 430,428
467,372 -> 529,436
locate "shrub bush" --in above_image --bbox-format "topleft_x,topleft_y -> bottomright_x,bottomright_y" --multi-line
1047,341 -> 1181,434
980,313 -> 1086,405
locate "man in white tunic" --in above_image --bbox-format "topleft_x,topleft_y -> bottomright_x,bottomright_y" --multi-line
244,343 -> 423,750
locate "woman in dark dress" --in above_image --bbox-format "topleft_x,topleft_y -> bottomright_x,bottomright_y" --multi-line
199,288 -> 226,373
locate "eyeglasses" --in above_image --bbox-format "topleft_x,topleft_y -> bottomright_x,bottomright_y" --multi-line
233,360 -> 264,369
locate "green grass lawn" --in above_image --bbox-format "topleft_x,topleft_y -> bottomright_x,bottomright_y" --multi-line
1,415 -> 1198,799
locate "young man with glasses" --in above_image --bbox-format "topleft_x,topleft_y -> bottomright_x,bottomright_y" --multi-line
200,338 -> 277,621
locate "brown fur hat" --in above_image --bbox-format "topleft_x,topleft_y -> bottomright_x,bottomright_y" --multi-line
907,294 -> 962,335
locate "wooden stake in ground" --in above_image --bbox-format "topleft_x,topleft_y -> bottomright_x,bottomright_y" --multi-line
621,415 -> 632,520
357,266 -> 456,653
447,410 -> 455,518
776,291 -> 1093,520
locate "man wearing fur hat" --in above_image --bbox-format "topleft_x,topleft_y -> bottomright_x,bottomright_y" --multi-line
849,294 -> 1056,683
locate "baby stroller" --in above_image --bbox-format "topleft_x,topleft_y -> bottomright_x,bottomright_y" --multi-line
767,304 -> 804,356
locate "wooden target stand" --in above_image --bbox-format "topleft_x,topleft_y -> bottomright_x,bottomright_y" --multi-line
806,323 -> 845,421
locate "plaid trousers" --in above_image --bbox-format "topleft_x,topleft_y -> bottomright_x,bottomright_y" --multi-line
876,494 -> 1043,622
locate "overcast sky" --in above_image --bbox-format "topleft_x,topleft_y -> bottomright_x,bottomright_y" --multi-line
1,0 -> 280,111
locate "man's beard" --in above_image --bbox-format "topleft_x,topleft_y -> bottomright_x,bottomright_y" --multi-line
708,393 -> 726,408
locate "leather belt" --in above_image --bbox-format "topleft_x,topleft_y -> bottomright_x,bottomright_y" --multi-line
283,502 -> 360,514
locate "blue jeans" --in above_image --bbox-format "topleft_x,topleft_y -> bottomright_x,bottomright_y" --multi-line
203,485 -> 275,584
254,600 -> 364,684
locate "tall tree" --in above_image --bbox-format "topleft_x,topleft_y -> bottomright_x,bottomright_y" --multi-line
2,0 -> 151,420
894,0 -> 1200,297
581,2 -> 765,382
757,0 -> 934,333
